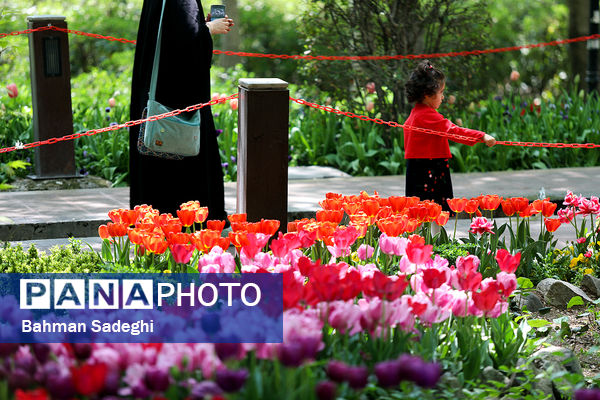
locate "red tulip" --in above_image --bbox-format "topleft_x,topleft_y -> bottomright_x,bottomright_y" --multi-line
495,249 -> 521,274
405,241 -> 433,264
544,218 -> 561,232
472,282 -> 501,313
70,363 -> 107,396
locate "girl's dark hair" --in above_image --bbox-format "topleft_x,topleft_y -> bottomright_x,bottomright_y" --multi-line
405,60 -> 446,103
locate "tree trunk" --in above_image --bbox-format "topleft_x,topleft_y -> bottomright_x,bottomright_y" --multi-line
219,0 -> 241,68
568,0 -> 589,91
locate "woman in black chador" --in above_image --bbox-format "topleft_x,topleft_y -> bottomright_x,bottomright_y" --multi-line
129,0 -> 233,217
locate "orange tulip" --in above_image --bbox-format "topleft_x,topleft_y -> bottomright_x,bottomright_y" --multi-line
480,195 -> 502,211
259,219 -> 280,236
128,228 -> 145,245
436,211 -> 450,226
160,220 -> 183,236
424,201 -> 442,221
319,198 -> 343,211
168,232 -> 191,245
316,209 -> 344,224
447,198 -> 467,213
107,222 -> 128,237
377,216 -> 407,237
142,233 -> 168,254
510,197 -> 529,213
518,205 -> 537,218
408,205 -> 429,222
191,229 -> 221,252
349,212 -> 370,227
405,218 -> 420,233
361,199 -> 380,217
228,231 -> 249,251
108,209 -> 123,223
316,222 -> 337,246
177,209 -> 197,227
544,218 -> 562,232
501,199 -> 516,217
388,196 -> 408,213
464,199 -> 479,214
98,224 -> 110,240
376,206 -> 393,220
228,213 -> 247,224
215,237 -> 231,251
405,196 -> 420,209
325,192 -> 343,199
207,220 -> 226,233
287,221 -> 298,232
351,222 -> 369,237
533,199 -> 557,218
343,202 -> 361,216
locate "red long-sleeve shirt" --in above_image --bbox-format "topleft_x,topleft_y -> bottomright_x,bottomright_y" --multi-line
403,103 -> 485,159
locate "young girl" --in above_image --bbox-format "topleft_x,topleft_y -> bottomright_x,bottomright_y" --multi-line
403,60 -> 496,212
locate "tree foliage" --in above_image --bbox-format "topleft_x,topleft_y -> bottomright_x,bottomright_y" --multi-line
297,0 -> 493,126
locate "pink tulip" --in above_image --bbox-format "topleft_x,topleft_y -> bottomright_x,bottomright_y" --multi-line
170,243 -> 194,264
510,70 -> 520,81
6,83 -> 18,98
211,92 -> 221,101
357,244 -> 374,260
366,101 -> 374,112
108,97 -> 116,107
496,272 -> 517,297
230,98 -> 239,110
405,241 -> 433,264
469,217 -> 494,235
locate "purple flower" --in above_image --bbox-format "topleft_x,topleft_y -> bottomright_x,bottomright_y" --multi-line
109,122 -> 118,127
216,129 -> 223,137
326,360 -> 349,383
315,380 -> 337,400
347,366 -> 369,389
31,343 -> 51,364
221,162 -> 229,168
215,368 -> 248,393
105,107 -> 111,113
374,359 -> 402,387
0,343 -> 20,357
72,343 -> 93,361
278,343 -> 305,367
8,368 -> 32,390
214,343 -> 242,362
46,373 -> 77,399
145,366 -> 171,392
190,381 -> 223,400
574,388 -> 600,400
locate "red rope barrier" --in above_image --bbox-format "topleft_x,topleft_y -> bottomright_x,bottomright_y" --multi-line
288,97 -> 600,149
0,94 -> 597,153
2,25 -> 599,61
0,94 -> 238,154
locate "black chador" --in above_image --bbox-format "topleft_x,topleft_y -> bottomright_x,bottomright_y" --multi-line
129,0 -> 226,219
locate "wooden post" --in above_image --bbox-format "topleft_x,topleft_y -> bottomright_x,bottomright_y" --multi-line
237,78 -> 289,230
27,16 -> 77,179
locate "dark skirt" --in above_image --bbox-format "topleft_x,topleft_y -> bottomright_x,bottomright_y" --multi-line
405,158 -> 453,213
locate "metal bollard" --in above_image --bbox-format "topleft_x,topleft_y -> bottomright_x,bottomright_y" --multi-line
27,16 -> 77,179
237,78 -> 289,231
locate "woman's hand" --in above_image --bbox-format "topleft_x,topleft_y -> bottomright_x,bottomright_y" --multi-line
206,15 -> 234,35
483,133 -> 496,147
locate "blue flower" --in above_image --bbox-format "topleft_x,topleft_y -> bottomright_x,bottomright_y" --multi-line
105,107 -> 111,113
230,155 -> 236,163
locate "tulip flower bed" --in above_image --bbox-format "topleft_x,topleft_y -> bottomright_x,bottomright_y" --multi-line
1,191 -> 599,399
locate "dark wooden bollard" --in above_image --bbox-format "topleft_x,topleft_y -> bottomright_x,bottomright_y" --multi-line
27,16 -> 77,179
237,78 -> 289,230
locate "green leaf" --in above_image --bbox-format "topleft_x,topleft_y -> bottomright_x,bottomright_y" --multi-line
517,277 -> 534,289
527,319 -> 551,328
567,296 -> 584,309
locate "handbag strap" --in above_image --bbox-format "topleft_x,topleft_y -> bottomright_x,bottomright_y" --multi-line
148,0 -> 167,101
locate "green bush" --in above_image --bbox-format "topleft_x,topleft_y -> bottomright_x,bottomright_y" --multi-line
0,240 -> 103,273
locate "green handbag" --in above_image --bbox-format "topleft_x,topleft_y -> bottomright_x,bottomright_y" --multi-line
137,0 -> 201,159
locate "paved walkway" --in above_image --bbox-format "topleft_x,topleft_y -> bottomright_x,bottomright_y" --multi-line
1,166 -> 599,252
